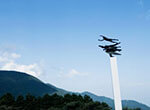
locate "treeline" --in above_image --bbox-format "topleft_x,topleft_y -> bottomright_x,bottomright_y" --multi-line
0,93 -> 140,110
123,108 -> 141,110
0,93 -> 111,110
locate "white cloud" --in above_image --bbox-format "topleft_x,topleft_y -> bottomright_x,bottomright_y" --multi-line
66,69 -> 87,78
11,53 -> 21,59
67,69 -> 80,77
0,51 -> 43,77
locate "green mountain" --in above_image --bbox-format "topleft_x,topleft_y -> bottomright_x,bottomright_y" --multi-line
0,70 -> 56,97
0,70 -> 149,110
47,85 -> 150,110
81,92 -> 150,110
81,92 -> 114,107
46,83 -> 69,95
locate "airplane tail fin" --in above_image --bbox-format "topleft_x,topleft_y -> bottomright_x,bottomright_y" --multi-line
109,54 -> 113,57
98,39 -> 104,41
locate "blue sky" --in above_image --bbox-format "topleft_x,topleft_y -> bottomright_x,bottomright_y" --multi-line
0,0 -> 150,106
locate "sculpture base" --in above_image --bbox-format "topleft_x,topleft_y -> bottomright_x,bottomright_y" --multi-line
110,57 -> 122,110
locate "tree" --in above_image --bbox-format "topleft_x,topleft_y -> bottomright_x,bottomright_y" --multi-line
83,95 -> 93,103
123,107 -> 141,110
16,95 -> 24,106
64,101 -> 83,110
0,93 -> 15,106
0,93 -> 112,110
24,94 -> 37,110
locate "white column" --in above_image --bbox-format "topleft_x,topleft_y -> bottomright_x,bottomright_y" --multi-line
110,57 -> 122,110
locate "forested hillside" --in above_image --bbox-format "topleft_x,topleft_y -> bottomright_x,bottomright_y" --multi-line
0,93 -> 142,110
0,93 -> 111,110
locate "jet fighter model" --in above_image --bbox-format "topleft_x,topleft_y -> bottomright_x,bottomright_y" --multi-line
98,35 -> 121,57
99,45 -> 121,52
99,45 -> 121,57
106,49 -> 121,57
98,42 -> 121,50
98,35 -> 119,43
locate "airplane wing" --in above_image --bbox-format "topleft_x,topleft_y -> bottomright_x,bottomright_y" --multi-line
98,45 -> 103,48
107,42 -> 120,47
98,39 -> 103,41
112,53 -> 121,55
112,38 -> 119,41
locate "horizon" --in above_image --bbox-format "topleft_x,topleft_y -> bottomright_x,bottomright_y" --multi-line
0,0 -> 150,106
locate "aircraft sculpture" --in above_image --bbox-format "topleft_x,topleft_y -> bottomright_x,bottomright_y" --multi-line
98,35 -> 121,57
98,35 -> 123,110
98,35 -> 119,43
98,42 -> 121,50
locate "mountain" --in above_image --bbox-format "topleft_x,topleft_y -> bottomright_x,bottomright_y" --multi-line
48,86 -> 150,110
81,92 -> 150,110
81,92 -> 114,107
0,70 -> 150,110
46,83 -> 70,95
0,70 -> 56,97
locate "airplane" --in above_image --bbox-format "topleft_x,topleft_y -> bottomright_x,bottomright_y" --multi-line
98,35 -> 119,43
105,47 -> 121,52
98,44 -> 121,57
98,42 -> 121,50
105,48 -> 121,57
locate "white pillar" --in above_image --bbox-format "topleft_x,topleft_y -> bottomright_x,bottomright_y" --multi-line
110,57 -> 122,110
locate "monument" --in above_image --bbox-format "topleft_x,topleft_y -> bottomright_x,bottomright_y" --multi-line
98,35 -> 122,110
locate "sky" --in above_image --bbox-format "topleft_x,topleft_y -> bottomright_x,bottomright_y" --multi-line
0,0 -> 150,106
